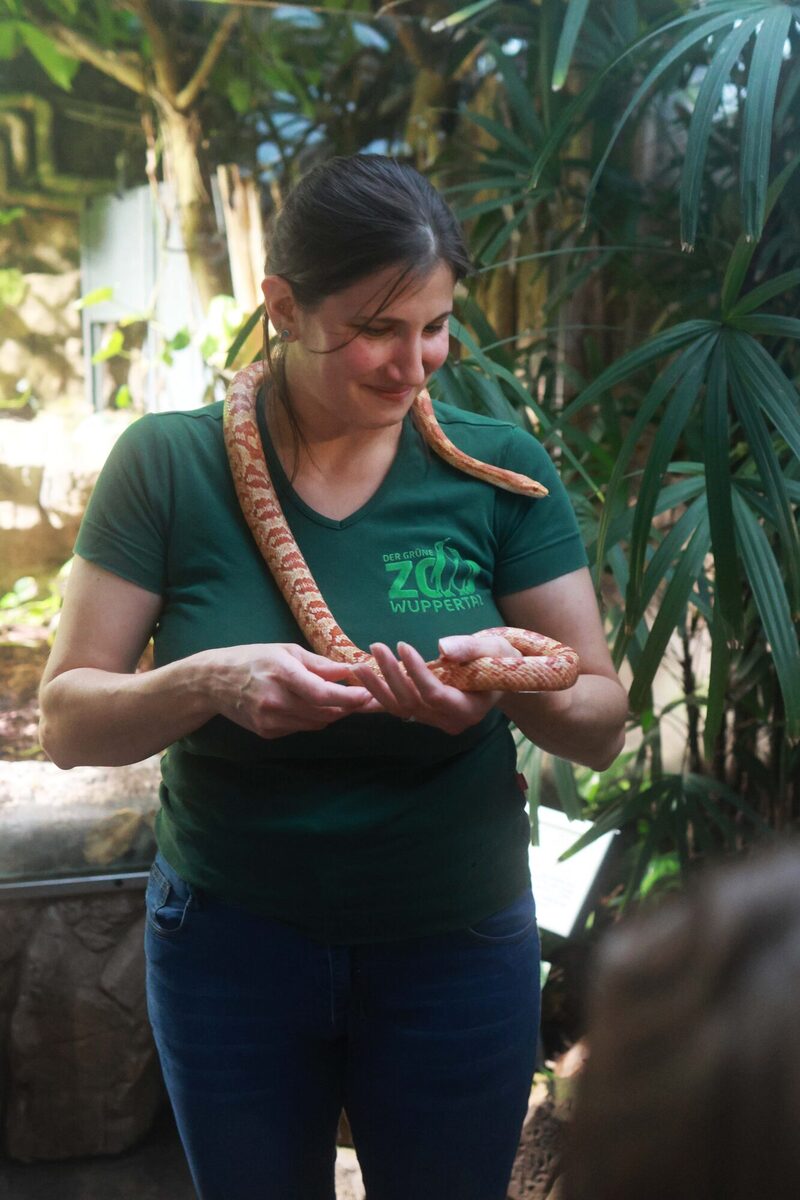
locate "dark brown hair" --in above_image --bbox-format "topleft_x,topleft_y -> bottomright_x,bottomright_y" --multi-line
262,154 -> 472,462
563,845 -> 800,1200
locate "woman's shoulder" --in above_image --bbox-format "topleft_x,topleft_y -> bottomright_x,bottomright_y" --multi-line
430,398 -> 549,469
109,400 -> 224,460
431,398 -> 519,431
126,400 -> 223,436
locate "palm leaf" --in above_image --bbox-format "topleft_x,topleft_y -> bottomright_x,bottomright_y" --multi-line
740,5 -> 793,241
461,111 -> 537,164
726,334 -> 800,462
431,0 -> 498,31
729,370 -> 800,615
590,474 -> 707,566
478,205 -> 532,266
704,338 -> 742,632
558,785 -> 652,860
731,315 -> 800,341
704,603 -> 731,760
592,335 -> 716,585
552,755 -> 582,821
729,270 -> 800,318
638,494 -> 709,625
624,814 -> 672,904
679,14 -> 762,251
775,53 -> 800,127
582,7 -> 760,221
454,191 -> 530,220
447,318 -> 597,491
552,0 -> 592,92
557,320 -> 718,427
626,346 -> 712,619
628,514 -> 711,713
731,490 -> 800,736
484,39 -> 544,142
531,4 -> 751,188
224,305 -> 262,370
720,156 -> 800,313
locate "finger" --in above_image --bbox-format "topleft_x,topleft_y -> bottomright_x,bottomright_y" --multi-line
280,659 -> 374,710
368,643 -> 419,707
353,658 -> 406,711
256,697 -> 373,738
438,634 -> 522,663
353,649 -> 420,716
292,646 -> 366,681
397,643 -> 501,725
396,641 -> 454,703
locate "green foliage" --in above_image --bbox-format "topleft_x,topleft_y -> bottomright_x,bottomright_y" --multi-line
0,11 -> 80,89
0,267 -> 25,307
426,0 -> 800,900
90,328 -> 124,363
0,570 -> 65,635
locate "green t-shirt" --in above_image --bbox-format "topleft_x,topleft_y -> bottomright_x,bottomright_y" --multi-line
75,397 -> 587,942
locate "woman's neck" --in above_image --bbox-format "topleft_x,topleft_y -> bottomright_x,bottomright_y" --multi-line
265,375 -> 403,484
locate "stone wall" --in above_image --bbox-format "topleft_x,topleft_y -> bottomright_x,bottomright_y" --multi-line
0,756 -> 162,1161
1,891 -> 162,1161
0,266 -> 84,415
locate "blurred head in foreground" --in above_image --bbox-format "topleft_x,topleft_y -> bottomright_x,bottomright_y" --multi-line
564,846 -> 800,1200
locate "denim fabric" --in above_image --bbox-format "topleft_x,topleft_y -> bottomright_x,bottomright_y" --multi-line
145,852 -> 540,1200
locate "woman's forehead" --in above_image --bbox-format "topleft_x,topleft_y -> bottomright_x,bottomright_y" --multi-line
332,260 -> 455,320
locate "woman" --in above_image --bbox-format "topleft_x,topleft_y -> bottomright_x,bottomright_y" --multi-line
39,156 -> 627,1200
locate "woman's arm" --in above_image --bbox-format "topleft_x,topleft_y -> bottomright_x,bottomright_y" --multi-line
493,568 -> 628,771
39,556 -> 375,769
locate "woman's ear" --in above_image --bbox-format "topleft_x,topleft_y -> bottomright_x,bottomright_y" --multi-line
261,275 -> 298,337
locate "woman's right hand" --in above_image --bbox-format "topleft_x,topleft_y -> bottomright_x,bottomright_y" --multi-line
39,559 -> 379,768
205,643 -> 375,738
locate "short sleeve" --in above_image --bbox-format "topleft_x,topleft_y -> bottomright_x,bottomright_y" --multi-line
492,427 -> 588,596
74,414 -> 171,595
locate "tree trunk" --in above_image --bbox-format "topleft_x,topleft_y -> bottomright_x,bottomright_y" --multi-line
158,103 -> 232,311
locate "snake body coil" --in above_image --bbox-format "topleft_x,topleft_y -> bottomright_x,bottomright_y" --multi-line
223,362 -> 580,693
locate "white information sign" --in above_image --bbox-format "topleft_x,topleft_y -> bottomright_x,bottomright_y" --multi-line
530,806 -> 616,938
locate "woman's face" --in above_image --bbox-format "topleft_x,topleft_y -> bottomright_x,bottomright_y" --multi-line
273,260 -> 455,438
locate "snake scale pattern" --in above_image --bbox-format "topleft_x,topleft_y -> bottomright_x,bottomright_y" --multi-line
223,361 -> 580,693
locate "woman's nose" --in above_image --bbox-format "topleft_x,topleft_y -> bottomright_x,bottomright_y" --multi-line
389,334 -> 427,385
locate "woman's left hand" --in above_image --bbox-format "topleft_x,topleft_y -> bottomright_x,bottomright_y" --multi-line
353,634 -> 521,735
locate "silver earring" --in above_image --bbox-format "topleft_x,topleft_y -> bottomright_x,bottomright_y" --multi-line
280,328 -> 291,341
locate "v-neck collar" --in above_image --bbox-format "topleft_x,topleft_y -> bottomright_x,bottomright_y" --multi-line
255,390 -> 417,530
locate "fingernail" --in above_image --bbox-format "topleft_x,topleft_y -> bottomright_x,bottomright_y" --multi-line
439,637 -> 458,655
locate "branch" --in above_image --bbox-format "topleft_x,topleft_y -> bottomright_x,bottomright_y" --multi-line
39,20 -> 147,95
176,8 -> 241,112
116,0 -> 179,104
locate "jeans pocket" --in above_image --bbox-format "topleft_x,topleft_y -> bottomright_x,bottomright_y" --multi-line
466,890 -> 537,945
145,855 -> 194,938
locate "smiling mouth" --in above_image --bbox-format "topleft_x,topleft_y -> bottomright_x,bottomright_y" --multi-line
371,385 -> 416,399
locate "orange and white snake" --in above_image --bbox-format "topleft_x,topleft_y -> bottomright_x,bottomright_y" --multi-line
223,361 -> 580,692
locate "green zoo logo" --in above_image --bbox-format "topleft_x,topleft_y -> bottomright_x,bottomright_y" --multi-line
384,540 -> 480,600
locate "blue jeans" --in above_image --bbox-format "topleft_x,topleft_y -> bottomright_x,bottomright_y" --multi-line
145,852 -> 540,1200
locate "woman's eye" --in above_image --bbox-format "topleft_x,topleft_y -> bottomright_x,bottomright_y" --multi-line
359,322 -> 447,339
